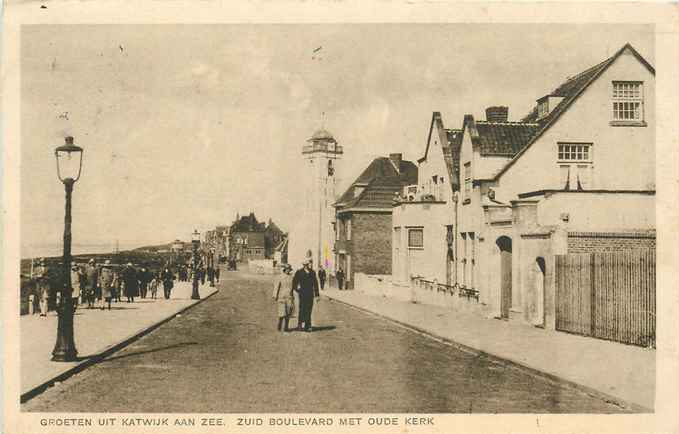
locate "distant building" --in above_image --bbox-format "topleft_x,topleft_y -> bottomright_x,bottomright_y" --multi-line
229,213 -> 267,262
264,219 -> 285,259
335,154 -> 417,289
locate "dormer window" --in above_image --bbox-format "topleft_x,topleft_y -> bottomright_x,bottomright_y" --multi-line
537,100 -> 549,119
611,81 -> 645,125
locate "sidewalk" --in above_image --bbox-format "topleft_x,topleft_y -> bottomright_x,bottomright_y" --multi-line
321,288 -> 655,411
21,282 -> 218,401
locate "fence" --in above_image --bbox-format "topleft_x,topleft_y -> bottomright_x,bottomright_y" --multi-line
555,249 -> 655,347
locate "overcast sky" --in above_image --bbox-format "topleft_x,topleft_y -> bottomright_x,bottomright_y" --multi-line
20,24 -> 653,254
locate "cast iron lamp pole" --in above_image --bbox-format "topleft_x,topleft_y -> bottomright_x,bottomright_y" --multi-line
52,136 -> 83,362
191,229 -> 201,300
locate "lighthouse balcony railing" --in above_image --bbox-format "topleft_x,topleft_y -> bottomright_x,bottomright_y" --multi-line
302,143 -> 344,155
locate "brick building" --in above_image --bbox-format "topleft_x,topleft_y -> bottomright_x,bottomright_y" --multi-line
335,154 -> 417,289
227,213 -> 286,262
229,213 -> 267,262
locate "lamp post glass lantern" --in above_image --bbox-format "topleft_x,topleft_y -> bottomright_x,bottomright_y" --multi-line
52,136 -> 83,362
191,230 -> 201,299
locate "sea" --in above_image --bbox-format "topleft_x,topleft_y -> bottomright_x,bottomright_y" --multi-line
21,242 -> 143,260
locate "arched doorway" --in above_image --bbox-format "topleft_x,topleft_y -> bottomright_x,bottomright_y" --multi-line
535,257 -> 546,327
496,236 -> 512,319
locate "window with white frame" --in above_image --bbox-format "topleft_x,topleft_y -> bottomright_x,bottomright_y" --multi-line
346,218 -> 352,240
557,143 -> 591,162
463,162 -> 472,203
557,142 -> 593,189
407,228 -> 424,249
612,81 -> 644,122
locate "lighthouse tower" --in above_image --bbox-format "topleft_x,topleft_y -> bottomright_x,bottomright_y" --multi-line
288,129 -> 343,270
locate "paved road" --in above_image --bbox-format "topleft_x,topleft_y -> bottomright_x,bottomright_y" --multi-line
23,271 -> 630,413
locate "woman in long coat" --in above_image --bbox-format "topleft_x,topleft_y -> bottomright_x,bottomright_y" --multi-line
99,261 -> 115,310
122,263 -> 139,302
272,264 -> 294,333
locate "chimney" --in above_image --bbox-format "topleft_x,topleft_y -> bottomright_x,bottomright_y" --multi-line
389,153 -> 403,173
485,106 -> 509,123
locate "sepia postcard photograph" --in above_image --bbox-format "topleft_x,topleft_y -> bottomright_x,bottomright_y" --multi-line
2,2 -> 679,434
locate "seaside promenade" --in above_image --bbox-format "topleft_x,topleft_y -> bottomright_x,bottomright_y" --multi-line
21,281 -> 218,402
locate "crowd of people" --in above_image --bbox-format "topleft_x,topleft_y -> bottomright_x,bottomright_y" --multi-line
30,257 -> 219,316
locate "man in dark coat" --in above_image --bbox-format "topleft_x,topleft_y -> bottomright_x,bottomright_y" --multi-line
161,267 -> 174,299
292,256 -> 320,332
138,267 -> 150,299
122,263 -> 139,303
318,266 -> 326,290
336,266 -> 345,290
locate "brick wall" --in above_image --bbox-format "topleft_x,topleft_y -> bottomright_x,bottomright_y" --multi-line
567,231 -> 656,253
350,212 -> 393,282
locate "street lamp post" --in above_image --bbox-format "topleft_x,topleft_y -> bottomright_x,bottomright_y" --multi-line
191,229 -> 201,300
52,136 -> 83,362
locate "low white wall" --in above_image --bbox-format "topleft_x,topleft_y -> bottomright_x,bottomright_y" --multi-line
354,272 -> 482,313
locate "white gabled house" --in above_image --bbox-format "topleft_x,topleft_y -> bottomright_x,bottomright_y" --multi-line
456,43 -> 655,328
391,112 -> 461,300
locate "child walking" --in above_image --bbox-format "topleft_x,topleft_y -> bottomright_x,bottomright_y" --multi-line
272,264 -> 294,333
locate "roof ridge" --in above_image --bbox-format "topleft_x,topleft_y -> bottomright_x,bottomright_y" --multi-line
476,121 -> 539,126
563,56 -> 614,83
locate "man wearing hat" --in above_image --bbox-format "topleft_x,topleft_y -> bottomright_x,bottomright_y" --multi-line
84,259 -> 99,309
292,254 -> 320,332
35,258 -> 50,317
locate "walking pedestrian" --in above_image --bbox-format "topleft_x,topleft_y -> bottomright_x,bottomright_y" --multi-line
161,267 -> 174,299
215,266 -> 220,283
85,259 -> 98,309
318,266 -> 326,290
113,268 -> 122,302
292,255 -> 320,332
149,276 -> 159,299
99,260 -> 115,310
272,264 -> 294,333
35,258 -> 50,317
336,266 -> 345,290
139,267 -> 150,299
122,263 -> 139,303
200,262 -> 206,285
